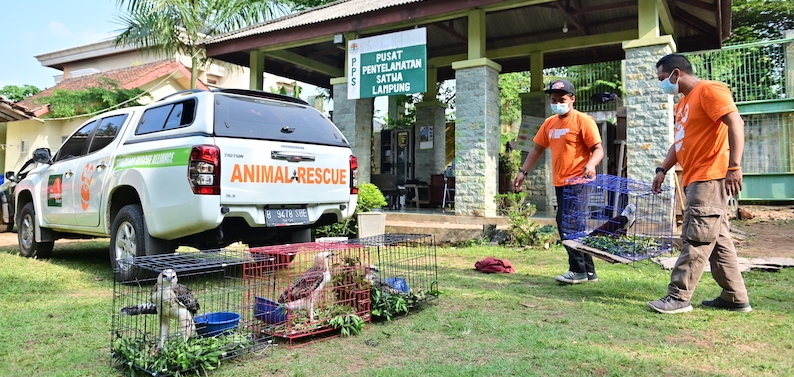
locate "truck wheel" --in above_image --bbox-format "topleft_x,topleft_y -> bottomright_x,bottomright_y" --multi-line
17,202 -> 54,258
110,204 -> 149,281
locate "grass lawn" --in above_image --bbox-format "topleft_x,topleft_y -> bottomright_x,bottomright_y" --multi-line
0,240 -> 792,377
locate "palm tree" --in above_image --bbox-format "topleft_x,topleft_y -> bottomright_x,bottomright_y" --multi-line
114,0 -> 292,89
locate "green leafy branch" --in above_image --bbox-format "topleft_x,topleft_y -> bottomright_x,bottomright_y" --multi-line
582,235 -> 660,257
329,314 -> 365,336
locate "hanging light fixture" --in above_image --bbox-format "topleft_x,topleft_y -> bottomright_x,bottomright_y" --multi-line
562,22 -> 569,33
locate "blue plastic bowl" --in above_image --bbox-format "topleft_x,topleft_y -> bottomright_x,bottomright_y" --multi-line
384,277 -> 410,293
254,296 -> 287,324
194,311 -> 240,337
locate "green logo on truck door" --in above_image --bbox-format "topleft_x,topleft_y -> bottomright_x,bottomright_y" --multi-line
114,148 -> 191,170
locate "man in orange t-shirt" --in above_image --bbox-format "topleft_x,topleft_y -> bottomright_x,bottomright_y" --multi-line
513,79 -> 604,284
648,54 -> 751,314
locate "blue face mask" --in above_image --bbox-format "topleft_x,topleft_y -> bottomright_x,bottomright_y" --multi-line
550,103 -> 570,115
660,69 -> 679,95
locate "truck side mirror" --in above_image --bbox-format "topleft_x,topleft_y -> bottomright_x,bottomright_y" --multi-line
4,171 -> 14,182
32,148 -> 52,164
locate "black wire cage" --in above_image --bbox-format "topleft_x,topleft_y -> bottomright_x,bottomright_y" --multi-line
348,234 -> 439,313
561,174 -> 676,263
111,249 -> 274,377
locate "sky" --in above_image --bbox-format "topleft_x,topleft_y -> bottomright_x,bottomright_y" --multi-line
0,0 -> 122,90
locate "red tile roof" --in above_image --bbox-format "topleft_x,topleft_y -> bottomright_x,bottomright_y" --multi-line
17,60 -> 208,116
0,97 -> 35,122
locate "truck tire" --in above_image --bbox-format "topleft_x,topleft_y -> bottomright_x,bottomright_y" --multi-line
111,204 -> 172,281
17,202 -> 54,258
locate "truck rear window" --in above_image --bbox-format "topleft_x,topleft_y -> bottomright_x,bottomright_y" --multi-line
213,94 -> 349,147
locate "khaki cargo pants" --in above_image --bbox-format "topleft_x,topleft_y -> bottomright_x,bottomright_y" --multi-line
667,179 -> 750,303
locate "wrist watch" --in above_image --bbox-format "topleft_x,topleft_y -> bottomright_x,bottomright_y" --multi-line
518,168 -> 529,175
655,167 -> 666,174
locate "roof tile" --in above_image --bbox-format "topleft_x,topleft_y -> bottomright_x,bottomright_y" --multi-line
17,60 -> 196,113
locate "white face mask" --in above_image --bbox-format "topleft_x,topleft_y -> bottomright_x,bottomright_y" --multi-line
660,69 -> 680,95
550,103 -> 570,115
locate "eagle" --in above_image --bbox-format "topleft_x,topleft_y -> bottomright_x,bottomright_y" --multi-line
277,251 -> 334,322
365,265 -> 404,296
589,203 -> 637,237
121,269 -> 200,349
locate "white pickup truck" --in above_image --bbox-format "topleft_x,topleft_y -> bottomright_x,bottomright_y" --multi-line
10,89 -> 358,280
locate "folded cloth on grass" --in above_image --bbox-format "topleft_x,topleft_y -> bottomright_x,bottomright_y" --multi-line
475,257 -> 515,273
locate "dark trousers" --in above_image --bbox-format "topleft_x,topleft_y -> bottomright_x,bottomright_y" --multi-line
556,185 -> 595,274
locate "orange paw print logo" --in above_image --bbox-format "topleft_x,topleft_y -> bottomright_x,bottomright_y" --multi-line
80,164 -> 94,210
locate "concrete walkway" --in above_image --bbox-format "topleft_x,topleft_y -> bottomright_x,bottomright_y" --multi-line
383,209 -> 556,244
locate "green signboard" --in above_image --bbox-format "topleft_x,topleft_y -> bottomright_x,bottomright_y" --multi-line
347,28 -> 427,99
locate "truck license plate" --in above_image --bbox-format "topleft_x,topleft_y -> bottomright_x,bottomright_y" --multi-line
265,208 -> 309,226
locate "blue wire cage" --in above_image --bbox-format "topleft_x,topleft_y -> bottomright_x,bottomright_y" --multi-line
561,174 -> 676,263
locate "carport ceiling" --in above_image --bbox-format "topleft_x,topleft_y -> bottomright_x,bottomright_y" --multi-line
205,0 -> 731,89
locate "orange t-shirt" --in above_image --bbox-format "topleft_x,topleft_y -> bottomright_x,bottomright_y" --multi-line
673,80 -> 738,186
533,109 -> 602,187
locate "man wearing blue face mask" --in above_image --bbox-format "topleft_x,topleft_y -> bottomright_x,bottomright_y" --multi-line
513,79 -> 604,284
648,53 -> 751,314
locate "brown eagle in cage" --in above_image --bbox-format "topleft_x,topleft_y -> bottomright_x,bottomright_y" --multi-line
277,251 -> 334,322
121,269 -> 200,349
589,203 -> 637,237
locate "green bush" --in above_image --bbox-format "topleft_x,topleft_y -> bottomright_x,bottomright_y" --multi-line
314,183 -> 387,238
494,191 -> 558,248
356,183 -> 388,212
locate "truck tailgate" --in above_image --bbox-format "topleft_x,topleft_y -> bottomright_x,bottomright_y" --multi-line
217,138 -> 351,206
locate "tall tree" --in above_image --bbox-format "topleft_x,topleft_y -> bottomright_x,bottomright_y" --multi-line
114,0 -> 292,89
729,0 -> 794,43
0,85 -> 41,102
498,72 -> 531,128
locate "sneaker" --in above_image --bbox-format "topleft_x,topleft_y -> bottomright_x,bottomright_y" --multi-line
555,271 -> 588,284
701,297 -> 753,313
587,272 -> 598,282
648,296 -> 693,314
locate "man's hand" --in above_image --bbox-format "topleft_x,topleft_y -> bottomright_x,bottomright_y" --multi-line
651,172 -> 665,194
582,164 -> 596,179
725,169 -> 743,197
513,173 -> 525,192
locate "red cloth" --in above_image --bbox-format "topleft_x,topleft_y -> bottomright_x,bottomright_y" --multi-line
474,257 -> 515,273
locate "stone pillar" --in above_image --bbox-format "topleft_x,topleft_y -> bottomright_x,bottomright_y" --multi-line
332,77 -> 375,184
622,36 -> 676,184
451,58 -> 501,217
414,101 -> 447,180
519,92 -> 554,211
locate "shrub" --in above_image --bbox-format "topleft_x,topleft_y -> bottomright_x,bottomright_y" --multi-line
314,183 -> 387,238
494,191 -> 557,248
356,183 -> 388,212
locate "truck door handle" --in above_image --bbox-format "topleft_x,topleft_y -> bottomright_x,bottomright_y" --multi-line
65,171 -> 74,178
96,164 -> 107,171
271,151 -> 316,162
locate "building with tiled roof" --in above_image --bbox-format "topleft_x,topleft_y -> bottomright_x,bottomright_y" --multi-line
1,37 -> 261,173
17,60 -> 208,117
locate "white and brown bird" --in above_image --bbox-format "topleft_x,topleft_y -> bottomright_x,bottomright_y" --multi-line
589,203 -> 637,237
365,265 -> 403,295
121,269 -> 199,349
277,251 -> 334,322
